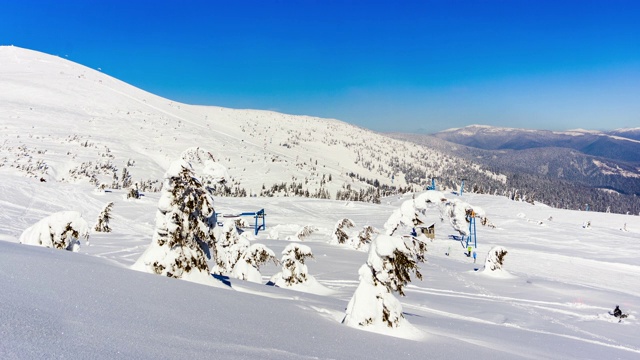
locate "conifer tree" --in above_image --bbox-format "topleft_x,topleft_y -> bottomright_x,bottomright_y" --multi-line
343,234 -> 422,328
331,218 -> 355,244
133,161 -> 216,282
94,202 -> 114,232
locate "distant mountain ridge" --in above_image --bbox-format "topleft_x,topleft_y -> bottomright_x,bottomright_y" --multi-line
390,125 -> 640,213
432,125 -> 640,163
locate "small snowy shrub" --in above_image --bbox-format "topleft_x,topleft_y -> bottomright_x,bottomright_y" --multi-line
212,220 -> 247,275
231,243 -> 277,283
352,225 -> 378,251
483,246 -> 508,272
19,211 -> 90,252
272,243 -> 314,286
94,202 -> 114,232
133,161 -> 216,282
331,218 -> 355,244
126,183 -> 140,199
295,225 -> 318,241
343,234 -> 422,328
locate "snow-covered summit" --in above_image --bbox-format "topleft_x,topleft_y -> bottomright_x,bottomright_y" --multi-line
0,46 -> 504,198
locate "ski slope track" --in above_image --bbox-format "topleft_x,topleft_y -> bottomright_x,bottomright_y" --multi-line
1,46 -> 640,359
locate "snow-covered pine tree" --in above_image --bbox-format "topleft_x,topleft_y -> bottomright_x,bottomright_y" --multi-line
353,225 -> 377,251
19,211 -> 90,252
293,225 -> 318,241
126,182 -> 140,199
132,160 -> 216,283
272,243 -> 314,286
121,167 -> 132,189
331,218 -> 355,244
94,202 -> 114,232
212,220 -> 247,275
483,246 -> 508,273
343,234 -> 422,328
231,243 -> 277,283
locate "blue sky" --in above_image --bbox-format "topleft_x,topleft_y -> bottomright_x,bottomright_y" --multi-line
2,0 -> 639,132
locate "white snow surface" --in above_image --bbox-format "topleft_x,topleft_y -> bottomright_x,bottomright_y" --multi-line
1,46 -> 640,359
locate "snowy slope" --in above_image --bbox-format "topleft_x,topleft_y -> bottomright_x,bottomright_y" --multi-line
1,172 -> 639,359
0,46 -> 504,198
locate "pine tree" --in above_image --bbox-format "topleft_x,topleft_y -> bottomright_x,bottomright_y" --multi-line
212,220 -> 246,275
331,218 -> 355,244
343,234 -> 422,328
94,202 -> 114,232
272,243 -> 314,286
352,225 -> 377,251
231,243 -> 277,283
483,246 -> 508,273
133,161 -> 216,282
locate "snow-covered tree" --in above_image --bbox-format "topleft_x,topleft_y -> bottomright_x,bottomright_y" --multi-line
121,167 -> 132,188
132,160 -> 216,283
231,243 -> 277,283
94,202 -> 114,232
212,219 -> 276,282
293,225 -> 318,241
19,211 -> 90,252
126,182 -> 140,199
180,147 -> 229,189
331,218 -> 355,244
483,246 -> 508,273
352,225 -> 378,251
384,191 -> 444,236
212,220 -> 246,275
343,234 -> 422,328
271,243 -> 314,286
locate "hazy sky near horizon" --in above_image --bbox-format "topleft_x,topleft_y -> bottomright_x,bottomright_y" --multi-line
2,0 -> 639,133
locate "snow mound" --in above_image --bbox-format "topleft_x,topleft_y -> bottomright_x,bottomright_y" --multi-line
19,211 -> 89,252
481,246 -> 516,278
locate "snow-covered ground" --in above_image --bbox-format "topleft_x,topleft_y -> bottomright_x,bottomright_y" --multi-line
1,45 -> 639,359
1,172 -> 639,359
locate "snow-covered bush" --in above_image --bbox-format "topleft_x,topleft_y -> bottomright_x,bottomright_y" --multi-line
94,202 -> 114,232
343,234 -> 422,328
330,218 -> 355,244
132,161 -> 216,283
126,183 -> 140,199
294,225 -> 318,241
351,225 -> 378,251
213,220 -> 276,282
483,246 -> 508,273
271,243 -> 314,286
19,211 -> 90,252
384,191 -> 445,236
231,243 -> 277,283
384,200 -> 424,236
212,220 -> 246,275
180,147 -> 229,187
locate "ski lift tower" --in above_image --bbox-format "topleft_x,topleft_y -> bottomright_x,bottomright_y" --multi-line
426,177 -> 437,191
465,210 -> 477,250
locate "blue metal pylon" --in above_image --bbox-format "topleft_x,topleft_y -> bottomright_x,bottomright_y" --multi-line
465,213 -> 477,249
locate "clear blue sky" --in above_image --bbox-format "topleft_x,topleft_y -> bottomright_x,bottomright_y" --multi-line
2,0 -> 639,132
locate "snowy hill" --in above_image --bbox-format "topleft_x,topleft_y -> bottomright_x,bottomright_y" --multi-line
0,46 -> 506,201
2,46 -> 640,359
